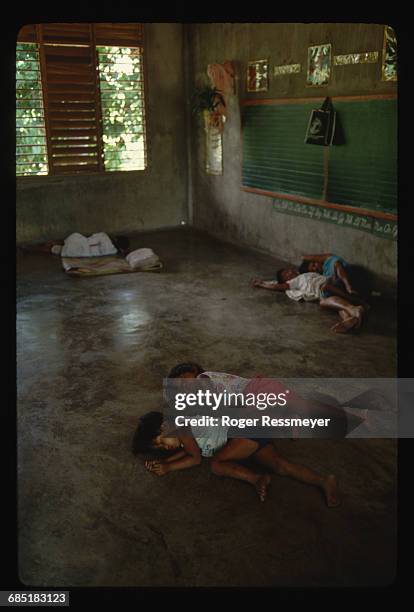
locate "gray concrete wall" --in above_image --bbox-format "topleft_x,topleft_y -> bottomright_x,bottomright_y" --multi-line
17,23 -> 188,243
188,23 -> 397,290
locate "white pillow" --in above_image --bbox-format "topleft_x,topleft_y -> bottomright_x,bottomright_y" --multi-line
126,248 -> 157,268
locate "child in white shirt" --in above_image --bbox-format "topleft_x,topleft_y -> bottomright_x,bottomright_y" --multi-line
251,268 -> 366,333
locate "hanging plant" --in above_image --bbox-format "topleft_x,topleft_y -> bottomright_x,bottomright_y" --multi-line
191,85 -> 226,133
191,86 -> 226,115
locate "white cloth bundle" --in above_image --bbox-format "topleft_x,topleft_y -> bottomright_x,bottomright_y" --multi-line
126,248 -> 160,270
61,232 -> 118,258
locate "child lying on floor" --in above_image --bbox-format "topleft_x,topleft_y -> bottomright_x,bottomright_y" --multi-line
251,269 -> 367,333
299,253 -> 352,290
299,253 -> 371,307
133,362 -> 340,506
20,233 -> 130,257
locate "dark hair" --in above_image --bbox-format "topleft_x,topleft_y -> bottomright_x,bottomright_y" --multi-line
132,411 -> 163,455
113,235 -> 130,253
167,362 -> 205,378
299,261 -> 311,274
276,268 -> 288,283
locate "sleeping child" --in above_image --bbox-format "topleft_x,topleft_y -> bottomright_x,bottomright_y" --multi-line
251,269 -> 367,333
299,253 -> 371,306
133,362 -> 340,507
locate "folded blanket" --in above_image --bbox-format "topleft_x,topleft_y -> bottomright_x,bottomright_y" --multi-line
62,254 -> 162,277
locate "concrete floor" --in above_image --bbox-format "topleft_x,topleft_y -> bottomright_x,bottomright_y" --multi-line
17,227 -> 397,587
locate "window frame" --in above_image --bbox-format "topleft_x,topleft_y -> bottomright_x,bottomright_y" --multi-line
16,23 -> 149,181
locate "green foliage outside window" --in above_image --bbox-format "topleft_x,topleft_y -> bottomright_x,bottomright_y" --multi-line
97,46 -> 146,171
16,43 -> 48,175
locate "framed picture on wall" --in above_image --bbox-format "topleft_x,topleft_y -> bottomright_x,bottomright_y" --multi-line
382,25 -> 397,81
247,59 -> 269,92
306,44 -> 331,86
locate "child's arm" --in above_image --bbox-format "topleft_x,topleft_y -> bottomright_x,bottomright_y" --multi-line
251,279 -> 289,291
145,435 -> 201,476
164,450 -> 187,463
273,283 -> 289,292
334,261 -> 354,293
302,253 -> 332,262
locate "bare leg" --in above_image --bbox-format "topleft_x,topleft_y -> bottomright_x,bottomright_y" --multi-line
251,278 -> 279,290
211,438 -> 271,501
322,282 -> 370,309
254,444 -> 339,507
335,309 -> 356,331
320,296 -> 364,332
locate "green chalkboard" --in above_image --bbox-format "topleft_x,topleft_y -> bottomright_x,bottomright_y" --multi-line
241,98 -> 397,216
242,103 -> 324,199
327,99 -> 397,214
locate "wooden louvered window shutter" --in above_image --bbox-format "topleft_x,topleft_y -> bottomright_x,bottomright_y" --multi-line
16,23 -> 146,177
38,24 -> 103,175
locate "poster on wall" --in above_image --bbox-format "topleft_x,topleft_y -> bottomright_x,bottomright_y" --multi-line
334,52 -> 378,65
305,96 -> 336,146
205,123 -> 223,175
305,108 -> 336,145
274,63 -> 301,76
306,44 -> 331,86
382,25 -> 397,81
247,59 -> 269,92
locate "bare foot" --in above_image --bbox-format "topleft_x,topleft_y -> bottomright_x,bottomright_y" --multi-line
353,305 -> 364,328
250,278 -> 262,288
331,316 -> 359,333
323,474 -> 340,507
255,474 -> 271,502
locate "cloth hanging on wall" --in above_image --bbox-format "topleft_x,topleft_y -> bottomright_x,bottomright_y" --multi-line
207,61 -> 235,99
206,61 -> 234,134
